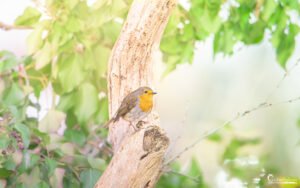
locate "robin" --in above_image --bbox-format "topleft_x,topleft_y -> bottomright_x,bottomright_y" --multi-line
105,86 -> 157,130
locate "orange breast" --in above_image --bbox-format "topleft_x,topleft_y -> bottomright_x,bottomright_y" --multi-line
139,95 -> 153,112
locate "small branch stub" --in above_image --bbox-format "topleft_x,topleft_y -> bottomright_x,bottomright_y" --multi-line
95,126 -> 169,188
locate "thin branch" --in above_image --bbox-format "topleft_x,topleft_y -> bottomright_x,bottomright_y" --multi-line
164,96 -> 300,166
265,58 -> 300,102
0,21 -> 32,31
254,0 -> 264,18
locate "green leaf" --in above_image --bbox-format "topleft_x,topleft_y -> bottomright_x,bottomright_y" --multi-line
261,0 -> 277,22
79,169 -> 101,188
222,138 -> 260,160
157,159 -> 208,188
160,36 -> 182,55
207,132 -> 222,142
8,105 -> 27,122
38,110 -> 66,133
241,21 -> 266,44
16,183 -> 26,188
35,182 -> 50,188
71,1 -> 89,19
0,168 -> 13,178
3,157 -> 16,171
94,97 -> 109,124
179,24 -> 195,42
273,35 -> 295,68
164,10 -> 181,37
64,111 -> 78,128
297,117 -> 300,129
64,129 -> 86,146
19,153 -> 40,173
279,0 -> 300,11
57,55 -> 86,93
1,83 -> 24,106
34,42 -> 56,70
31,128 -> 50,145
189,2 -> 221,34
14,123 -> 31,148
65,16 -> 83,32
72,155 -> 90,167
268,6 -> 287,29
0,51 -> 18,73
27,25 -> 44,54
92,45 -> 110,77
15,7 -> 41,26
87,157 -> 107,171
48,22 -> 74,51
45,157 -> 57,176
162,55 -> 181,77
213,26 -> 236,55
273,24 -> 299,68
63,169 -> 80,188
25,67 -> 47,97
100,21 -> 122,45
111,0 -> 128,17
188,158 -> 202,177
0,134 -> 10,149
181,43 -> 194,64
74,83 -> 99,124
57,93 -> 77,112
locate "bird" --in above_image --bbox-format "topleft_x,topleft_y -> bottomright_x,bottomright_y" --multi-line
105,86 -> 157,130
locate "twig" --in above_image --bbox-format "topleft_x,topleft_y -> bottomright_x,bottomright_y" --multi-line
165,135 -> 181,158
165,101 -> 189,158
264,58 -> 300,102
0,21 -> 32,31
164,96 -> 300,166
255,0 -> 264,18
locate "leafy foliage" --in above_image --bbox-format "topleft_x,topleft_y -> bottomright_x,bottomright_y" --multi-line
0,50 -> 108,187
161,0 -> 300,74
15,7 -> 41,26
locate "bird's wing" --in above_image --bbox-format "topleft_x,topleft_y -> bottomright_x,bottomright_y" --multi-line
114,93 -> 137,121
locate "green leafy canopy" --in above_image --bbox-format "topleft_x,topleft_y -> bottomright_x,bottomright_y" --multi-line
161,0 -> 300,74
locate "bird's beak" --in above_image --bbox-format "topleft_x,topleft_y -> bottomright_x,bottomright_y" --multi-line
152,92 -> 157,95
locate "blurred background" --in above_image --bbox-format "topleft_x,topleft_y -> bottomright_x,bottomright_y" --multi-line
1,0 -> 300,187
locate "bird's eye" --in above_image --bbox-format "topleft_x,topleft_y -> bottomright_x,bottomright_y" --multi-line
144,90 -> 148,94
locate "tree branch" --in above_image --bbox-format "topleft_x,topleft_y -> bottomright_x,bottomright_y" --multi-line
264,58 -> 300,101
95,0 -> 176,187
0,21 -> 32,31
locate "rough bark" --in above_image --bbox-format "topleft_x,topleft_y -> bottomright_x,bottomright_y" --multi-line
95,0 -> 176,187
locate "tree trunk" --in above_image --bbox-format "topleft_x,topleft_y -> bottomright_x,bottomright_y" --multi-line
94,0 -> 176,187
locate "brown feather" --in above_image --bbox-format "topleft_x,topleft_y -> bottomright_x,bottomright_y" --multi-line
114,93 -> 137,121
